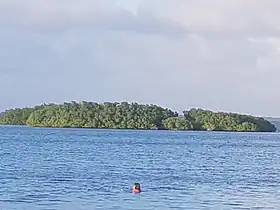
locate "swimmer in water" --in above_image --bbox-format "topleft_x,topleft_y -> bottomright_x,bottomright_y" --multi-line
132,183 -> 141,193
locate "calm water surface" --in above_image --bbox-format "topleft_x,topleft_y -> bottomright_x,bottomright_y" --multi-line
1,126 -> 280,209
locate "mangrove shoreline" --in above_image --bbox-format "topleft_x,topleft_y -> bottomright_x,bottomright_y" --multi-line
0,101 -> 277,132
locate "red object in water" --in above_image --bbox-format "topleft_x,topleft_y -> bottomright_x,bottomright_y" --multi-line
132,183 -> 141,193
132,188 -> 141,193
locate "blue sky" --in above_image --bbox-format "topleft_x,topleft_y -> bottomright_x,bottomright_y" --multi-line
1,0 -> 280,117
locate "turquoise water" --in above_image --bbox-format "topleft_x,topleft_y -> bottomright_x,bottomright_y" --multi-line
1,126 -> 280,209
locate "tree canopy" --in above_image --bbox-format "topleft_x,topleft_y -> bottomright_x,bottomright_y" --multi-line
0,101 -> 276,132
265,117 -> 280,132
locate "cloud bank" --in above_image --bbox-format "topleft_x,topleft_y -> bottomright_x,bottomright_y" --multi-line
1,0 -> 280,116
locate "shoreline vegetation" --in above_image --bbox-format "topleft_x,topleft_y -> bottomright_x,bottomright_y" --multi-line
0,101 -> 277,132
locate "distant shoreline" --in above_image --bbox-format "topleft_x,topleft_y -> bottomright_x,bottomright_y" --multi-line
1,124 -> 278,134
0,101 -> 277,132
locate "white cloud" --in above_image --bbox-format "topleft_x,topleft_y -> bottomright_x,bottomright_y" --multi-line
154,0 -> 280,34
1,0 -> 280,116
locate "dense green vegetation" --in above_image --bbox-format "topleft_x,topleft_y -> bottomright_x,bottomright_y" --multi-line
0,101 -> 277,132
265,117 -> 280,132
0,104 -> 55,125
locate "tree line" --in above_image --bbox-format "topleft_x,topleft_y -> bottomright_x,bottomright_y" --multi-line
0,101 -> 276,132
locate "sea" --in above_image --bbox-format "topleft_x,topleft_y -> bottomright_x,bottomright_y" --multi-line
1,125 -> 280,210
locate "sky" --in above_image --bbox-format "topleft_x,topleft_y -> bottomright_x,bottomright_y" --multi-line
1,0 -> 280,117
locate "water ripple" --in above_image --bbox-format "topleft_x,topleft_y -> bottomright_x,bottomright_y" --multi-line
1,126 -> 280,209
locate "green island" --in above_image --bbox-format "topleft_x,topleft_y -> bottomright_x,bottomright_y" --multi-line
0,101 -> 277,132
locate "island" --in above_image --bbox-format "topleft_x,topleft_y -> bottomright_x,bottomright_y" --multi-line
265,117 -> 280,132
0,101 -> 277,132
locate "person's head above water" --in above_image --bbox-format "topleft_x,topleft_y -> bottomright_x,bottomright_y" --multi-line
132,183 -> 141,193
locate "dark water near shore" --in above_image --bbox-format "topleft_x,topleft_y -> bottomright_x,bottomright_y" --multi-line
1,125 -> 280,209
